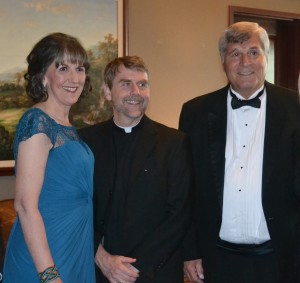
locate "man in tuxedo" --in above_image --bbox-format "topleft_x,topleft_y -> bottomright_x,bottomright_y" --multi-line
79,56 -> 192,283
180,22 -> 300,283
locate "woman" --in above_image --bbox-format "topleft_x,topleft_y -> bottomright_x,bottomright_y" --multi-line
3,33 -> 95,283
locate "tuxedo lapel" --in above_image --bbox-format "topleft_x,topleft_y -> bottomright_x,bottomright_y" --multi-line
262,83 -> 286,200
208,88 -> 228,208
207,83 -> 286,204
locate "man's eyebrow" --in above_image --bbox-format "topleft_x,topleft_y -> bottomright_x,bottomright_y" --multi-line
248,46 -> 260,49
227,48 -> 240,54
228,46 -> 260,54
118,79 -> 131,83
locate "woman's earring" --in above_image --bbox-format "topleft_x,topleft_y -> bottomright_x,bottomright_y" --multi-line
43,84 -> 48,95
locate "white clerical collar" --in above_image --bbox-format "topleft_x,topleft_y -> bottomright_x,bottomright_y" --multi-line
113,118 -> 141,133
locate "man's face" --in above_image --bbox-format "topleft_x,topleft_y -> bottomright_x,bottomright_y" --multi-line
222,33 -> 268,99
104,64 -> 150,127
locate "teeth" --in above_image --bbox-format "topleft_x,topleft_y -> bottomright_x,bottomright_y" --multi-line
123,95 -> 143,105
239,72 -> 253,75
127,100 -> 139,104
124,99 -> 141,104
63,86 -> 77,92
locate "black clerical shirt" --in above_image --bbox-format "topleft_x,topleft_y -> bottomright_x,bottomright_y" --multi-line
103,119 -> 142,254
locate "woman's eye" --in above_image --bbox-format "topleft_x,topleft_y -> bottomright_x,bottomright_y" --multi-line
77,67 -> 85,72
58,66 -> 68,71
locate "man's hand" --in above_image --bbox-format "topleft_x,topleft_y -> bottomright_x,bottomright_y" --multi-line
95,245 -> 139,283
184,259 -> 204,282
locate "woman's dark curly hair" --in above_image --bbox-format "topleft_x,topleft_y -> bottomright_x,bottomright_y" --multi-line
24,32 -> 91,102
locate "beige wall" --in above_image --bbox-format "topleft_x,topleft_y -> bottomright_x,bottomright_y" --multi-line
1,0 -> 300,199
128,0 -> 300,128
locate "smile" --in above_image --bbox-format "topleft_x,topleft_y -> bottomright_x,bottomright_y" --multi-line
62,86 -> 78,92
123,96 -> 143,105
238,71 -> 254,76
125,100 -> 141,104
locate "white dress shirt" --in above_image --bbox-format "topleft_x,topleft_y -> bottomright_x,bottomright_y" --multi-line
219,86 -> 271,244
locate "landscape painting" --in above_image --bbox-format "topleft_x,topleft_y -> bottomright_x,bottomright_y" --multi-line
0,0 -> 126,174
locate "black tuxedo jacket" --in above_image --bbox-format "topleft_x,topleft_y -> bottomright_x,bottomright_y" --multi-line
79,116 -> 192,282
179,82 -> 300,280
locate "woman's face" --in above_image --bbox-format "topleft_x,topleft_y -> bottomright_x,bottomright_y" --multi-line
43,59 -> 86,107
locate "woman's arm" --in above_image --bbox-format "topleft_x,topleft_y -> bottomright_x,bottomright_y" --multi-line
14,133 -> 62,282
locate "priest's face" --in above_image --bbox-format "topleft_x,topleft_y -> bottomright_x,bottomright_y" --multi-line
104,64 -> 150,127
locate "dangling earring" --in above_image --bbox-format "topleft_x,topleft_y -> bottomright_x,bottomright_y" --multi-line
43,83 -> 48,95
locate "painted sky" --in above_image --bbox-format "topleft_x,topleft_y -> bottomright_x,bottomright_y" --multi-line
0,0 -> 118,74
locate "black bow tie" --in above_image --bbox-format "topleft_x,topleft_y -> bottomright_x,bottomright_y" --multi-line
230,88 -> 264,109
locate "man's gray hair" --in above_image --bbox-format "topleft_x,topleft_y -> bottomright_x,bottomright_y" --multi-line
219,21 -> 270,61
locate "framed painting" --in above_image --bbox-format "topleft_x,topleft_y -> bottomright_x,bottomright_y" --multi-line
0,0 -> 128,176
